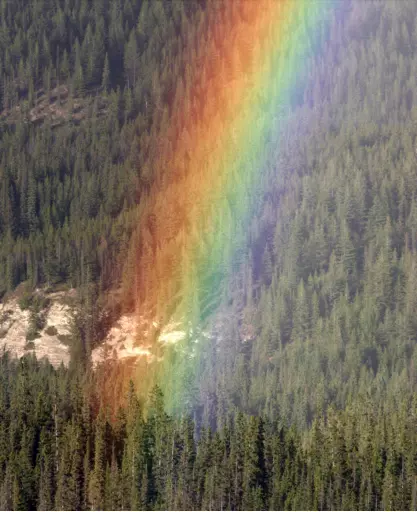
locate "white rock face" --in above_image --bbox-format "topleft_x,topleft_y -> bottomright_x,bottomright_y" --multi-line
0,289 -> 217,370
157,321 -> 187,345
91,314 -> 153,367
0,291 -> 73,367
92,316 -> 203,367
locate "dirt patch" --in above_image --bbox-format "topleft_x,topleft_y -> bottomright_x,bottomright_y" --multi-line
92,314 -> 154,367
0,289 -> 75,367
1,84 -> 109,129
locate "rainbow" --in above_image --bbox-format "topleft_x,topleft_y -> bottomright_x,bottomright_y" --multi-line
120,0 -> 337,413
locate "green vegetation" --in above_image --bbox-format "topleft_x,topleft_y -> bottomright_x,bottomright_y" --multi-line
18,292 -> 34,311
57,333 -> 72,345
0,355 -> 415,511
0,0 -> 205,363
0,0 -> 417,509
22,293 -> 49,341
25,329 -> 40,342
173,0 -> 417,430
45,325 -> 58,336
0,0 -> 198,330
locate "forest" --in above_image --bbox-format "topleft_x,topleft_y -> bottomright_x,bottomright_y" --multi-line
0,0 -> 417,509
0,354 -> 416,511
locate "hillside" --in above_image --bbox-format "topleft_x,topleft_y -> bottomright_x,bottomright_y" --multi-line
157,0 -> 417,428
0,0 -> 200,307
1,0 -> 416,426
0,0 -> 417,509
82,0 -> 417,431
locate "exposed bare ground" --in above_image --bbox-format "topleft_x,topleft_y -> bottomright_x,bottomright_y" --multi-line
0,289 -> 76,367
1,84 -> 109,128
92,314 -> 155,367
92,313 -> 214,368
91,314 -> 193,368
0,287 -> 247,370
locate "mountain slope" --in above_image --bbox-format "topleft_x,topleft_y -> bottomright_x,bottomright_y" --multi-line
81,0 -> 417,429
1,0 -> 417,431
151,0 -> 417,428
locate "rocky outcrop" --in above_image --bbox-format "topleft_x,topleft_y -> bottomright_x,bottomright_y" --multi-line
0,290 -> 75,367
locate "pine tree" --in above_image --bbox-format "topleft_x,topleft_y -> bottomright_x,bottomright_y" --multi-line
102,53 -> 111,92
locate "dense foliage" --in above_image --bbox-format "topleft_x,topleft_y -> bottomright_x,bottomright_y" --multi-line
1,0 -> 417,509
0,0 -> 210,361
0,354 -> 416,511
180,0 -> 417,429
0,0 -> 200,304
